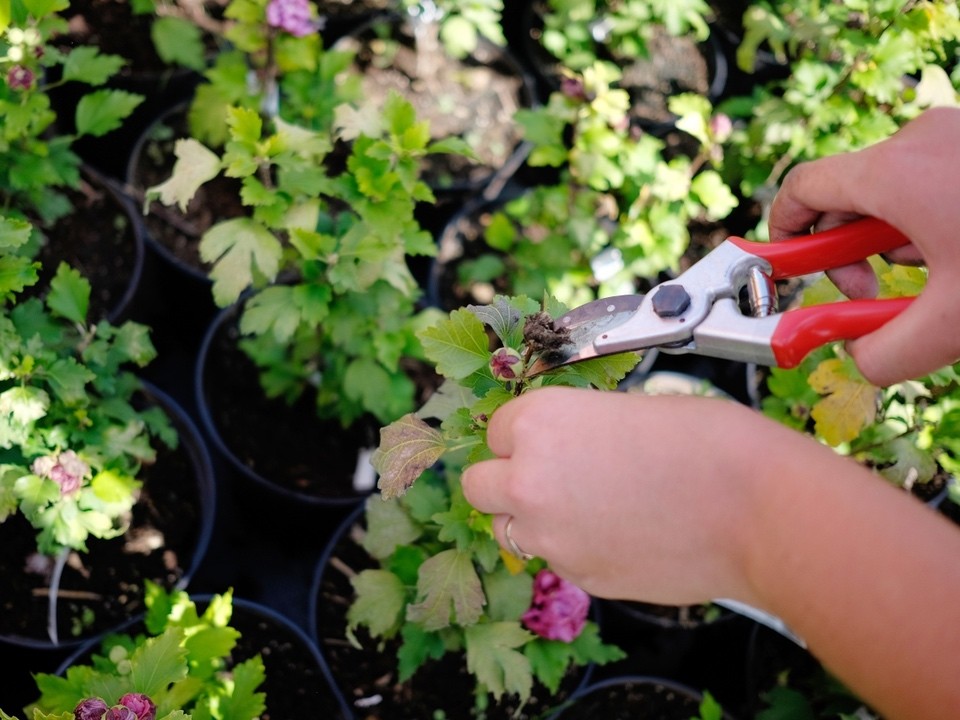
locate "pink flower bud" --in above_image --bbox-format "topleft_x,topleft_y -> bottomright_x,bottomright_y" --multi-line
6,65 -> 35,90
32,450 -> 91,496
104,707 -> 137,720
709,113 -> 733,142
521,569 -> 590,642
266,0 -> 320,37
74,698 -> 108,720
489,347 -> 524,381
118,693 -> 156,720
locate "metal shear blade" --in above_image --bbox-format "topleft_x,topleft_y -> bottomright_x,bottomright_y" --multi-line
528,294 -> 646,375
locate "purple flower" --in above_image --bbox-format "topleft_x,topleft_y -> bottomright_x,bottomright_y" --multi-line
489,347 -> 524,381
32,450 -> 91,496
104,707 -> 137,720
118,693 -> 156,720
521,569 -> 590,642
6,65 -> 35,90
74,698 -> 108,720
266,0 -> 319,37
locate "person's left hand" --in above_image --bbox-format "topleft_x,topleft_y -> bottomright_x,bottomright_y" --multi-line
460,386 -> 783,606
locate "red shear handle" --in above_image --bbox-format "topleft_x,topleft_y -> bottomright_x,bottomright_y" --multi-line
771,297 -> 914,368
728,218 -> 910,279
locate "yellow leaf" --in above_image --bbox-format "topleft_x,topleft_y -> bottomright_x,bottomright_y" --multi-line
808,358 -> 879,446
499,547 -> 527,575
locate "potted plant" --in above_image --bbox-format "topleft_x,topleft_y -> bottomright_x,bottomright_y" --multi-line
1,0 -> 145,222
4,582 -> 266,720
429,64 -> 740,311
520,0 -> 726,126
0,216 -> 214,650
146,23 -> 474,504
330,0 -> 537,194
309,295 -> 637,718
721,0 -> 960,210
2,1 -> 154,322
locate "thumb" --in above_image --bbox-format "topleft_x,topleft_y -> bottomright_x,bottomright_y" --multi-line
848,276 -> 960,386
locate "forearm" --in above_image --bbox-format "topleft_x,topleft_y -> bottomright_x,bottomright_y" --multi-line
738,428 -> 960,719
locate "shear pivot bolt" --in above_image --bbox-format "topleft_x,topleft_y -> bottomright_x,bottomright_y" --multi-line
652,285 -> 691,318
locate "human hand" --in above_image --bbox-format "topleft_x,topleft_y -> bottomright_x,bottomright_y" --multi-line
768,106 -> 960,386
461,386 -> 822,607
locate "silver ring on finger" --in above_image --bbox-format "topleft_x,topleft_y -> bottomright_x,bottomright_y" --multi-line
504,515 -> 534,561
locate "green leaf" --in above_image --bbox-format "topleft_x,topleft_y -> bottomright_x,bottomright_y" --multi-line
347,569 -> 407,638
151,15 -> 207,71
418,309 -> 490,380
144,139 -> 222,213
75,89 -> 144,137
439,14 -> 478,59
46,262 -> 89,325
200,218 -> 283,307
396,623 -> 447,681
372,414 -> 445,500
464,621 -> 534,702
0,384 -> 48,427
216,656 -> 267,720
469,295 -> 539,350
361,493 -> 422,559
407,548 -> 485,630
0,215 -> 33,251
550,352 -> 641,390
45,358 -> 95,405
0,254 -> 39,301
690,170 -> 739,221
60,46 -> 126,85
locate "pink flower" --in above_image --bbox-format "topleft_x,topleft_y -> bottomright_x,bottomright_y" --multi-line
32,450 -> 91,496
265,0 -> 320,37
521,569 -> 590,642
709,113 -> 733,142
118,694 -> 156,720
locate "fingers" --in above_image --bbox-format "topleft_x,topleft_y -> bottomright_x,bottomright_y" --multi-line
826,261 -> 879,300
460,457 -> 511,515
849,276 -> 960,386
769,153 -> 871,241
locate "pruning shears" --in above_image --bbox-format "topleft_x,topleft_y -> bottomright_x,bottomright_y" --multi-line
528,217 -> 914,376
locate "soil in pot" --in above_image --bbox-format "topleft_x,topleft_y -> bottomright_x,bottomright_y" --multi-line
48,0 -> 219,178
550,675 -> 730,720
310,506 -> 593,720
335,12 -> 537,193
25,166 -> 145,324
521,2 -> 726,127
194,304 -> 384,508
0,382 -> 216,651
124,101 -> 246,283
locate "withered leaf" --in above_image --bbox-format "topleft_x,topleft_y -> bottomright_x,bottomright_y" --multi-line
372,414 -> 445,499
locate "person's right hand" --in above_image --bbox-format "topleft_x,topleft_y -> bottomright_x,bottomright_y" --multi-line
768,106 -> 960,387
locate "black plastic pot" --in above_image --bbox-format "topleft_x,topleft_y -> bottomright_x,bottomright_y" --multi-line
194,303 -> 376,514
40,594 -> 351,720
308,502 -> 599,720
547,674 -> 742,720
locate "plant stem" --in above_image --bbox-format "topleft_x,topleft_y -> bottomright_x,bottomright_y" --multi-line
46,547 -> 69,645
